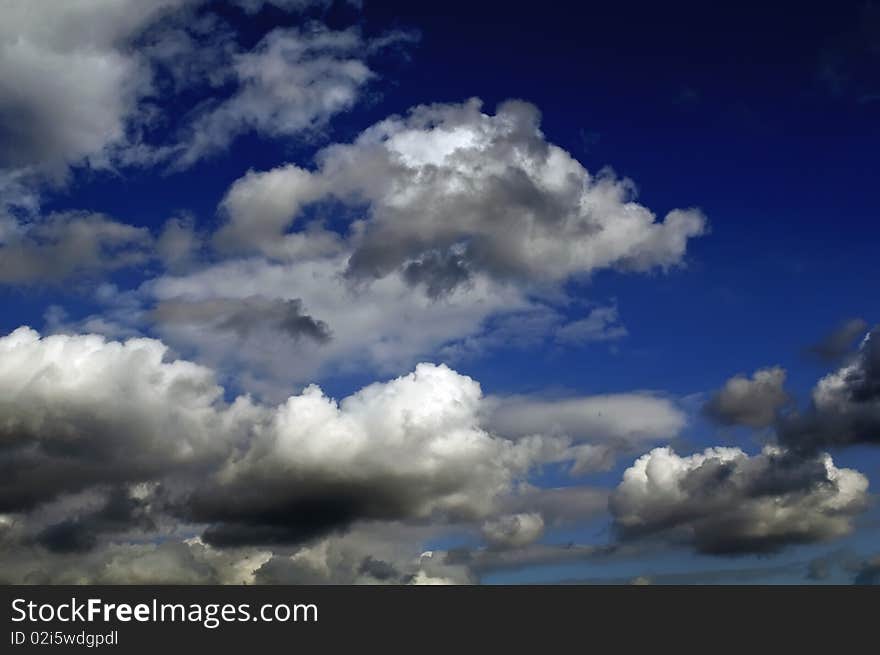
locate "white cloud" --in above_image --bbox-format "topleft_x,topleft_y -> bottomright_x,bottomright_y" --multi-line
610,445 -> 869,554
0,0 -> 188,174
147,255 -> 531,392
0,326 -> 253,510
0,327 -> 582,548
0,0 -> 405,183
187,362 -> 553,545
213,98 -> 707,292
147,98 -> 707,389
173,26 -> 386,168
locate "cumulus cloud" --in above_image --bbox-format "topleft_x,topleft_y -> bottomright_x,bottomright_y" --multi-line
0,328 -> 594,554
142,98 -> 708,389
780,326 -> 880,450
704,366 -> 790,428
0,327 -> 247,511
610,446 -> 868,555
0,212 -> 152,285
185,363 -> 548,546
0,0 -> 186,173
213,98 -> 707,290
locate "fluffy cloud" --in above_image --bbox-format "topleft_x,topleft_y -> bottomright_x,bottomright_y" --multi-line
781,326 -> 880,450
143,98 -> 708,389
213,98 -> 707,291
0,212 -> 152,285
610,446 -> 868,555
148,255 -> 530,391
185,363 -> 548,546
0,327 -> 585,552
0,1 -> 404,288
704,366 -> 790,428
0,327 -> 248,511
0,0 -> 187,173
0,0 -> 404,181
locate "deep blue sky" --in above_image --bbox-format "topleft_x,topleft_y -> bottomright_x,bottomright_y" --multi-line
20,0 -> 875,401
2,0 -> 878,583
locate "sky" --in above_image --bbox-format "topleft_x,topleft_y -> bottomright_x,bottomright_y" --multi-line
0,0 -> 878,585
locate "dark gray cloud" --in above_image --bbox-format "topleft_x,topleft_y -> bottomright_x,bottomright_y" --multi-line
808,318 -> 868,363
188,492 -> 370,547
33,489 -> 155,554
401,249 -> 473,299
152,296 -> 331,343
704,366 -> 789,428
0,328 -> 241,511
610,446 -> 868,555
171,362 -> 546,548
780,326 -> 880,451
358,556 -> 399,581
